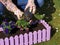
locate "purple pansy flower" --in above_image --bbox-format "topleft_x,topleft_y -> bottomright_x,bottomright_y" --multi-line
5,28 -> 9,34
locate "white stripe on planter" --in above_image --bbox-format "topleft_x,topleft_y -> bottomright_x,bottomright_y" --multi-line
14,35 -> 19,45
19,34 -> 23,45
9,36 -> 14,45
38,30 -> 41,43
33,31 -> 37,44
29,32 -> 33,45
5,37 -> 9,45
24,33 -> 28,45
42,29 -> 46,42
0,39 -> 4,45
46,26 -> 51,41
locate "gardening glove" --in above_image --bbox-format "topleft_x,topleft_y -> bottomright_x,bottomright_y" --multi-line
25,0 -> 36,14
0,0 -> 23,20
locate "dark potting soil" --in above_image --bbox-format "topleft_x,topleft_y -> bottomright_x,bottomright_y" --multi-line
0,23 -> 46,39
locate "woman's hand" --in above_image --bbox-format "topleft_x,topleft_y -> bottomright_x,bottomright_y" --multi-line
14,9 -> 23,20
25,0 -> 36,14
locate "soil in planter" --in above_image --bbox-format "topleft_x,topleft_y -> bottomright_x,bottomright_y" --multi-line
0,22 -> 46,39
29,23 -> 46,32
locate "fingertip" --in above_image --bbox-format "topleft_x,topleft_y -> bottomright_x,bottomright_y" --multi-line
29,7 -> 33,12
32,7 -> 36,14
24,6 -> 28,11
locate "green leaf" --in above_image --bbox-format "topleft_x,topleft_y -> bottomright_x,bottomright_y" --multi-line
16,19 -> 30,29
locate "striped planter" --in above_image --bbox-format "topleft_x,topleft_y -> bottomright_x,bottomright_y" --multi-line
0,20 -> 51,45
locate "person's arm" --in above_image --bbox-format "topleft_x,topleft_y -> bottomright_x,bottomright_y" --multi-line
0,0 -> 23,19
0,0 -> 17,12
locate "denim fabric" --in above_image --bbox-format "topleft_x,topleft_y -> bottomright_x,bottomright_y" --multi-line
17,0 -> 28,10
0,0 -> 44,15
37,0 -> 44,7
0,3 -> 4,15
17,0 -> 44,10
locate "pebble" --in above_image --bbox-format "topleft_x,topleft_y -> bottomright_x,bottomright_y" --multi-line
56,30 -> 58,32
53,17 -> 56,19
56,27 -> 58,30
58,14 -> 60,16
43,14 -> 45,16
56,28 -> 58,32
53,5 -> 55,7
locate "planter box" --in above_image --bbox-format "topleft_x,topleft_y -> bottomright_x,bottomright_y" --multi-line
0,20 -> 51,45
